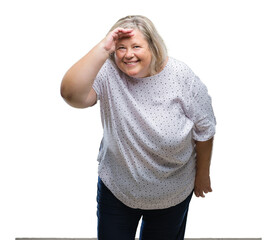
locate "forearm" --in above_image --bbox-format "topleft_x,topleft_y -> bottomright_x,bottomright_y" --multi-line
60,40 -> 109,107
193,137 -> 214,197
195,137 -> 214,174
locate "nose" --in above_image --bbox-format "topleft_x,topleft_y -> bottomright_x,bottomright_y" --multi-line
125,48 -> 134,59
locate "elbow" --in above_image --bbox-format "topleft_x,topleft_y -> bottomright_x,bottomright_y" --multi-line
60,80 -> 79,108
60,74 -> 75,103
60,76 -> 95,108
60,81 -> 89,109
60,81 -> 71,101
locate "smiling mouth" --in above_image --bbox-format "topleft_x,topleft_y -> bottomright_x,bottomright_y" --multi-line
124,60 -> 140,66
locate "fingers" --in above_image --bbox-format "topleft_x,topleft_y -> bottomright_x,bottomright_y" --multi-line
111,28 -> 134,40
113,27 -> 134,34
194,186 -> 212,198
194,189 -> 205,198
103,28 -> 134,54
194,174 -> 212,198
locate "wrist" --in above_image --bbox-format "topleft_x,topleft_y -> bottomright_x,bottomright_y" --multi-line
196,167 -> 210,175
99,37 -> 115,55
97,40 -> 111,58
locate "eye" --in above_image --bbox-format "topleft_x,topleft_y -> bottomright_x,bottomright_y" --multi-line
134,46 -> 140,49
117,46 -> 126,50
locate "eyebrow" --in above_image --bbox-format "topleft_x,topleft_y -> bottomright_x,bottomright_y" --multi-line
117,42 -> 142,47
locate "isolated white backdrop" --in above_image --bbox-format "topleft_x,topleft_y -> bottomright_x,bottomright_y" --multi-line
1,0 -> 276,239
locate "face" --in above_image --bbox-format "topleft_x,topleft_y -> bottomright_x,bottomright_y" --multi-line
115,29 -> 152,78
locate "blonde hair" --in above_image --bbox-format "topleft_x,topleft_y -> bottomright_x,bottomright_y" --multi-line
108,15 -> 168,76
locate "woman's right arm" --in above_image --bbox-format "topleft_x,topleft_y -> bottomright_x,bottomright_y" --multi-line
60,28 -> 133,108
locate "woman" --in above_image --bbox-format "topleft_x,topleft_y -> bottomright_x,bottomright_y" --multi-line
61,15 -> 216,240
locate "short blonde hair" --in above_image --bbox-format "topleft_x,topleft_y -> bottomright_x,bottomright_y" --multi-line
108,15 -> 168,76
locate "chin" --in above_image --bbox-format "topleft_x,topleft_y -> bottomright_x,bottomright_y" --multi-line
127,72 -> 140,77
122,69 -> 139,77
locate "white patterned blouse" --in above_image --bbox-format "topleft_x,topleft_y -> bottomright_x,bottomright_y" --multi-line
92,57 -> 216,209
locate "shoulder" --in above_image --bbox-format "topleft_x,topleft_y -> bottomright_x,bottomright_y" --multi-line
169,57 -> 195,75
101,59 -> 118,72
168,58 -> 209,96
97,59 -> 121,80
168,57 -> 191,69
167,57 -> 196,84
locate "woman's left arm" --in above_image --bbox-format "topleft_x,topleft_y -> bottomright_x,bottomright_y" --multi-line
194,137 -> 214,197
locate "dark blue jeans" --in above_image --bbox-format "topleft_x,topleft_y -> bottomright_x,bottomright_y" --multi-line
97,177 -> 193,240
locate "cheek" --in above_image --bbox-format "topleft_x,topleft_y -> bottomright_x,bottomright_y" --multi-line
115,50 -> 125,60
143,52 -> 152,66
115,52 -> 120,61
114,54 -> 123,67
142,49 -> 152,60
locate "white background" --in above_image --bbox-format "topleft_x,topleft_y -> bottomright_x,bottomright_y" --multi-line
1,0 -> 276,239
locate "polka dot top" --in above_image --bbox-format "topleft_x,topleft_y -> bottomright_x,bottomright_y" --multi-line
92,57 -> 216,209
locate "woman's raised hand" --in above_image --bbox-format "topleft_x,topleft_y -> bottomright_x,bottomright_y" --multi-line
102,28 -> 134,54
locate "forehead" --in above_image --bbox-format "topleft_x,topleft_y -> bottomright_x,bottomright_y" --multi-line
117,29 -> 148,45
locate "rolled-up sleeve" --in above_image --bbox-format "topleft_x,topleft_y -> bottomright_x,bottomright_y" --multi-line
186,76 -> 216,141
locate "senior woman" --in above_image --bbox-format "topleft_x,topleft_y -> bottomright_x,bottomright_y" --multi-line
61,15 -> 216,240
